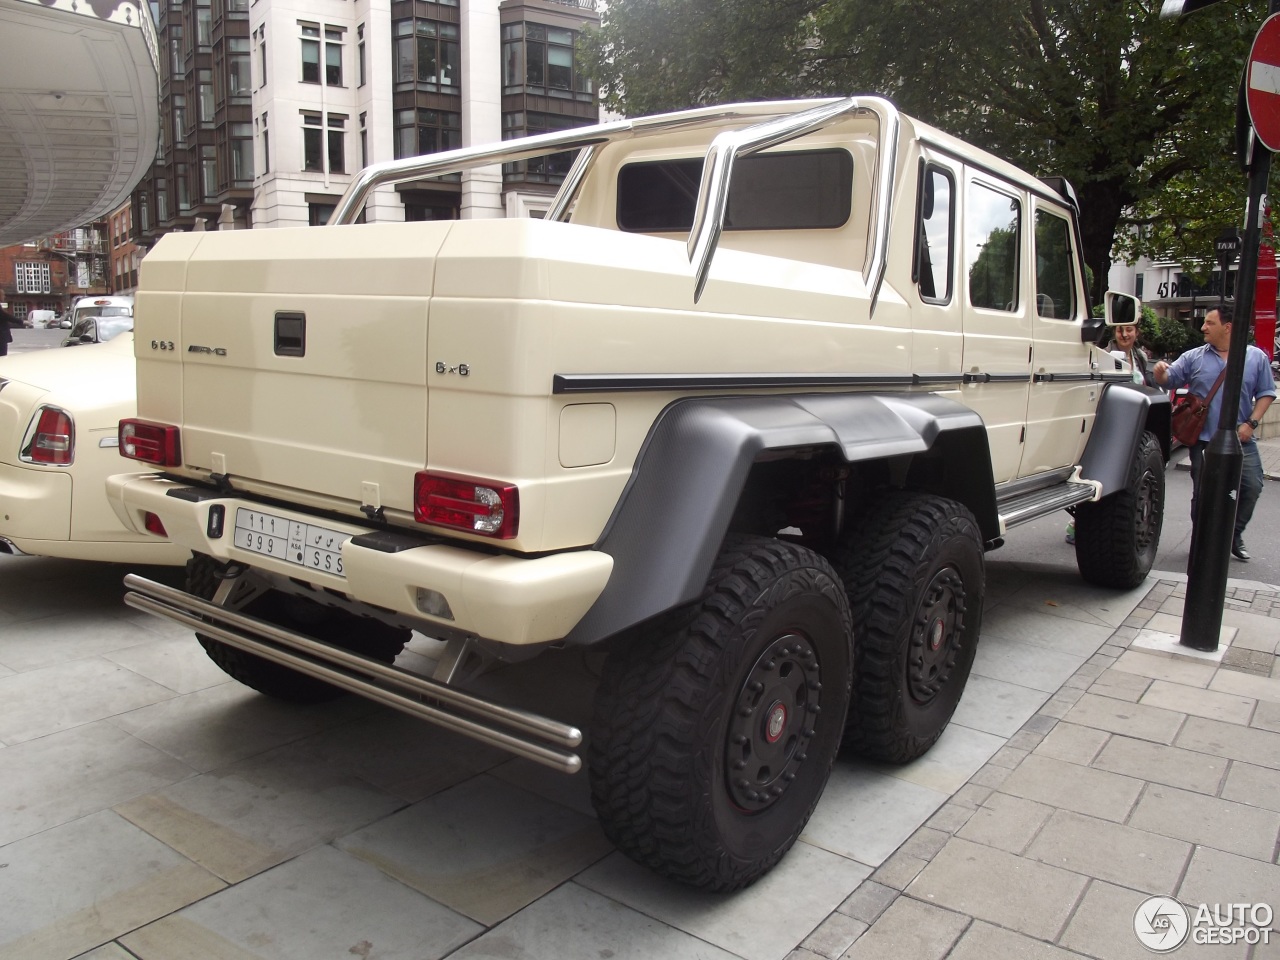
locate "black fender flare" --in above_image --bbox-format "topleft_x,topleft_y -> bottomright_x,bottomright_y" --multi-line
1078,383 -> 1171,496
565,392 -> 998,645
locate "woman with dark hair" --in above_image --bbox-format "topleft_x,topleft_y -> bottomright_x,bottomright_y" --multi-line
1099,318 -> 1154,387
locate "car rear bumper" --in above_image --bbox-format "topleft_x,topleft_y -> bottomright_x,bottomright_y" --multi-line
0,461 -> 72,541
107,472 -> 614,646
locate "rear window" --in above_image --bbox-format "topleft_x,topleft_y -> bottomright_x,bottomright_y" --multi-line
73,304 -> 131,321
617,149 -> 853,233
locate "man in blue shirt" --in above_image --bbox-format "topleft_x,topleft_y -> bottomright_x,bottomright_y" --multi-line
1153,303 -> 1277,561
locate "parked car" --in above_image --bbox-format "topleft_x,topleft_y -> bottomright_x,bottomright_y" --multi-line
61,295 -> 134,346
0,332 -> 188,564
26,309 -> 58,329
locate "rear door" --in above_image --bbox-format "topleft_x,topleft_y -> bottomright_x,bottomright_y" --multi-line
959,171 -> 1031,484
176,222 -> 450,515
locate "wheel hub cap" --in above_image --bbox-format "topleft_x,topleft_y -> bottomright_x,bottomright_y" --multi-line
726,632 -> 822,812
764,702 -> 787,743
907,567 -> 966,705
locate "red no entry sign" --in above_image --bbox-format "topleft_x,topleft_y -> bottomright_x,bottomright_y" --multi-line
1248,13 -> 1280,152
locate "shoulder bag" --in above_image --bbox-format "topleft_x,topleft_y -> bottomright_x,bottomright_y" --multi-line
1171,366 -> 1228,446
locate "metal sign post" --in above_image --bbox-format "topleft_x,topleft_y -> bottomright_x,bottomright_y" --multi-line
1174,5 -> 1280,651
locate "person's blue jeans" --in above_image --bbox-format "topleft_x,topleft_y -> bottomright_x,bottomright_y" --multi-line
1189,439 -> 1265,543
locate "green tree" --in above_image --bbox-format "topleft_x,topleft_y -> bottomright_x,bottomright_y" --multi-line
584,0 -> 1268,301
1138,303 -> 1201,357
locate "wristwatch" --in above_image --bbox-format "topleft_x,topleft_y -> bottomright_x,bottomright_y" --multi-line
1246,418 -> 1260,429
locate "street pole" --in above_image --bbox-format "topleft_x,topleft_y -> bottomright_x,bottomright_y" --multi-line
1179,10 -> 1277,649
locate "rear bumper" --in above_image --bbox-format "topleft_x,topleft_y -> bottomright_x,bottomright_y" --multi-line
106,472 -> 614,646
0,461 -> 188,564
0,460 -> 73,541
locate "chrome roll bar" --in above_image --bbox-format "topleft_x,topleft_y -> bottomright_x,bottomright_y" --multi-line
329,96 -> 900,310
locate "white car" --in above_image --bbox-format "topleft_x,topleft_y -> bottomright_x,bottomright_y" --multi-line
0,332 -> 187,564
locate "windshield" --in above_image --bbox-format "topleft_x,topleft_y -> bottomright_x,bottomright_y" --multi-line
72,304 -> 132,323
67,315 -> 134,343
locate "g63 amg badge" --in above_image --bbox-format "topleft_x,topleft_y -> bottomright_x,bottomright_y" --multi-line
188,344 -> 228,356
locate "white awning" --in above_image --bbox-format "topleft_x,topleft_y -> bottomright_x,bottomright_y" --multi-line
0,0 -> 159,245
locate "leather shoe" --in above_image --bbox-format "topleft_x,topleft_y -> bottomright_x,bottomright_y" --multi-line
1231,539 -> 1251,561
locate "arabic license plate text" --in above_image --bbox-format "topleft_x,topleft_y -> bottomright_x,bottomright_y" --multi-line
234,508 -> 349,577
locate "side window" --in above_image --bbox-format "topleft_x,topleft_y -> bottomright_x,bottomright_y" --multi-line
1034,209 -> 1076,320
616,150 -> 853,233
966,181 -> 1020,312
915,164 -> 954,303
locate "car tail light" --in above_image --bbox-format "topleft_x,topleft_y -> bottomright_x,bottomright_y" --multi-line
21,407 -> 74,465
414,471 -> 519,539
119,419 -> 182,467
143,511 -> 168,536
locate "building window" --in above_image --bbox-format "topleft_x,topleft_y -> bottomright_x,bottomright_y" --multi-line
255,24 -> 267,87
394,108 -> 461,160
261,112 -> 270,173
1135,273 -> 1144,298
501,111 -> 592,182
357,24 -> 366,87
309,202 -> 335,226
231,122 -> 254,183
301,24 -> 320,83
156,178 -> 169,221
15,262 -> 51,295
325,28 -> 343,86
229,37 -> 250,98
173,94 -> 187,147
328,114 -> 346,174
198,69 -> 214,124
502,23 -> 593,101
201,145 -> 217,201
303,112 -> 323,171
176,163 -> 191,211
393,19 -> 459,92
196,0 -> 212,47
359,112 -> 368,168
169,24 -> 184,78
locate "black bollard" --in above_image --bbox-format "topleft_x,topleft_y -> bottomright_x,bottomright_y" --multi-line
1181,428 -> 1243,650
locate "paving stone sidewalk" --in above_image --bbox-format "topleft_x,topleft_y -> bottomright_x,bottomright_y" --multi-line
3,558 -> 1278,960
790,580 -> 1280,960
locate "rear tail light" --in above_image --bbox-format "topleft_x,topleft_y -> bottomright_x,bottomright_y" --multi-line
119,419 -> 182,467
21,406 -> 74,465
414,471 -> 519,539
143,511 -> 168,537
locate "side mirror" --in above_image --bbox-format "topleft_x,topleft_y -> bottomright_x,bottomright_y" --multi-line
1105,290 -> 1140,327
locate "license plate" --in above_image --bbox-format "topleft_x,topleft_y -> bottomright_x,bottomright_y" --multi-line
234,508 -> 350,577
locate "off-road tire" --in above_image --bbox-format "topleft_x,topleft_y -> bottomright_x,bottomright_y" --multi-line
187,553 -> 410,703
832,493 -> 984,763
1073,430 -> 1164,589
588,535 -> 852,891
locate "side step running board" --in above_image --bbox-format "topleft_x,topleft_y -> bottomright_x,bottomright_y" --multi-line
122,574 -> 584,774
997,480 -> 1097,530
